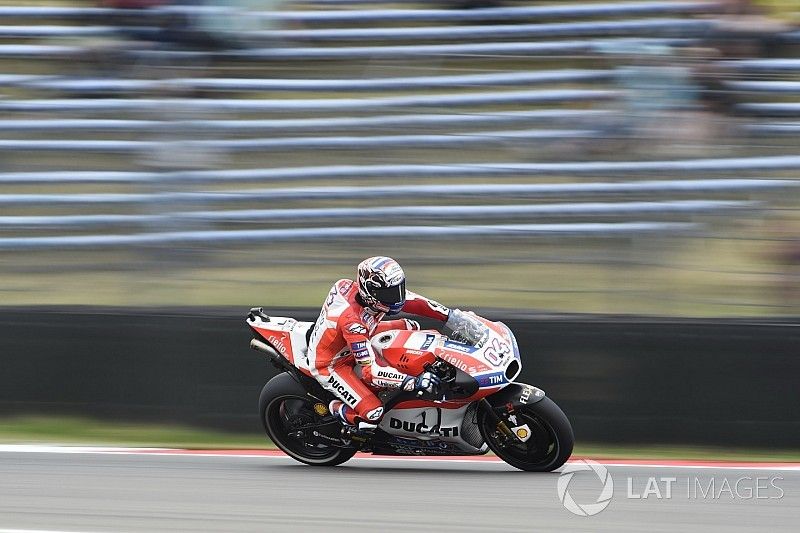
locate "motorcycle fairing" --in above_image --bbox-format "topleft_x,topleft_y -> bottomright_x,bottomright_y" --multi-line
375,404 -> 487,454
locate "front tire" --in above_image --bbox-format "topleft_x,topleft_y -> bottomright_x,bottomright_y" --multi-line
259,373 -> 357,467
479,396 -> 574,472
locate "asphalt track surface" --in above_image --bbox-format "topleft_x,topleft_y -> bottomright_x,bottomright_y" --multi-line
0,448 -> 798,533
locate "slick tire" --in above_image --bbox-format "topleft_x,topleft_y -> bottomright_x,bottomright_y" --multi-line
479,396 -> 574,472
259,373 -> 357,467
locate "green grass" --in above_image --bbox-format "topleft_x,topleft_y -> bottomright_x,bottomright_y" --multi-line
0,416 -> 269,449
2,416 -> 799,462
2,232 -> 799,317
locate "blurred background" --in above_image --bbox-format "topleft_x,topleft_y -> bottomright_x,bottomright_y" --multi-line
0,0 -> 798,315
0,0 -> 799,450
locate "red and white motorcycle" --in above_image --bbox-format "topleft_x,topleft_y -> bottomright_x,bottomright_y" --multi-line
247,307 -> 573,471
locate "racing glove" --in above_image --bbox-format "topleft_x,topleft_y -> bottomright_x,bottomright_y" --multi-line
402,371 -> 441,396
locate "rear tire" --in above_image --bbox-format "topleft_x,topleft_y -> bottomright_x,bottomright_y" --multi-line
479,396 -> 574,472
259,373 -> 357,467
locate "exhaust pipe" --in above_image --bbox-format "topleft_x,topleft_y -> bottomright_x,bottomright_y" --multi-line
250,338 -> 281,359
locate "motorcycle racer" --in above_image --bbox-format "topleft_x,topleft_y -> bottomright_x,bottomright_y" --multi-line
306,256 -> 452,427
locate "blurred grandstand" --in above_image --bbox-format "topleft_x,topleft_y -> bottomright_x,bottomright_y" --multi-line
0,0 -> 798,315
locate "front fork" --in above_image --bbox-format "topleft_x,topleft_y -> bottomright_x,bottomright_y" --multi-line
479,398 -> 518,441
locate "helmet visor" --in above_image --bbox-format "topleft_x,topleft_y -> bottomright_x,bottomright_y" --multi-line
372,281 -> 406,307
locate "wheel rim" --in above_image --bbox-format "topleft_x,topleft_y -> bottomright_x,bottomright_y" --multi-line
265,395 -> 342,462
484,409 -> 560,468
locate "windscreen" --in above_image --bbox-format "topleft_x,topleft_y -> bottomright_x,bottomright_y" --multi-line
446,309 -> 490,348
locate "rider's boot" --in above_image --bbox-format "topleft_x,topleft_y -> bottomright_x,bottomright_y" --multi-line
329,399 -> 358,426
329,400 -> 377,438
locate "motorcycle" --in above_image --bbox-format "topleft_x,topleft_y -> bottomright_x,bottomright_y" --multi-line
246,307 -> 574,471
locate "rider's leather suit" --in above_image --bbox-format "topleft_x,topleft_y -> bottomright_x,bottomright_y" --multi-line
304,279 -> 449,423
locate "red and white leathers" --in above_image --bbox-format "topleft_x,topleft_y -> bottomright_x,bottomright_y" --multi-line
305,278 -> 450,424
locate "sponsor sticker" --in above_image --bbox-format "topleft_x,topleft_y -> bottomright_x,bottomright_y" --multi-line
376,369 -> 405,381
475,371 -> 506,388
267,336 -> 288,356
347,323 -> 368,336
338,281 -> 353,295
443,340 -> 477,354
314,403 -> 328,416
427,299 -> 450,316
327,375 -> 360,406
511,424 -> 532,443
420,334 -> 436,350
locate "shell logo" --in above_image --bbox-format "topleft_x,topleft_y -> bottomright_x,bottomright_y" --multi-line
313,403 -> 328,416
516,428 -> 529,440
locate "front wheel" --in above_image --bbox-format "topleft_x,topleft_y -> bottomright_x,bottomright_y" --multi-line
479,396 -> 574,472
259,373 -> 357,467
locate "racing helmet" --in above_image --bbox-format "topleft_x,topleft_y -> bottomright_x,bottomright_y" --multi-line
356,256 -> 406,315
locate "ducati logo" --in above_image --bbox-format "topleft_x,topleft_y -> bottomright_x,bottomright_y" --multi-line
327,375 -> 359,406
388,413 -> 460,437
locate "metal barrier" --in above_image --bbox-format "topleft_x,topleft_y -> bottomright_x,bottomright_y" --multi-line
0,200 -> 756,229
0,19 -> 711,42
744,123 -> 800,134
0,110 -> 611,133
0,89 -> 616,113
3,156 -> 800,185
721,59 -> 800,72
0,2 -> 722,23
8,70 -> 613,93
726,81 -> 800,93
0,128 -> 597,153
0,0 -> 796,316
267,18 -> 711,42
275,2 -> 721,22
0,38 -> 693,60
0,180 -> 794,207
738,103 -> 800,116
0,222 -> 700,250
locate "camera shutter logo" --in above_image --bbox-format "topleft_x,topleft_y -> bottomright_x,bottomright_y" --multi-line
557,459 -> 614,516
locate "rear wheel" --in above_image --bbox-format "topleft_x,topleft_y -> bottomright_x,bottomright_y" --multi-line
479,396 -> 574,472
259,373 -> 357,466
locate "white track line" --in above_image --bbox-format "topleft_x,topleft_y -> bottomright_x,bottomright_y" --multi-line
1,445 -> 799,471
0,530 -> 107,533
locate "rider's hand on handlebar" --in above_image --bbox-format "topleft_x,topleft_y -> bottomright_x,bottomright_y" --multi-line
403,371 -> 440,397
